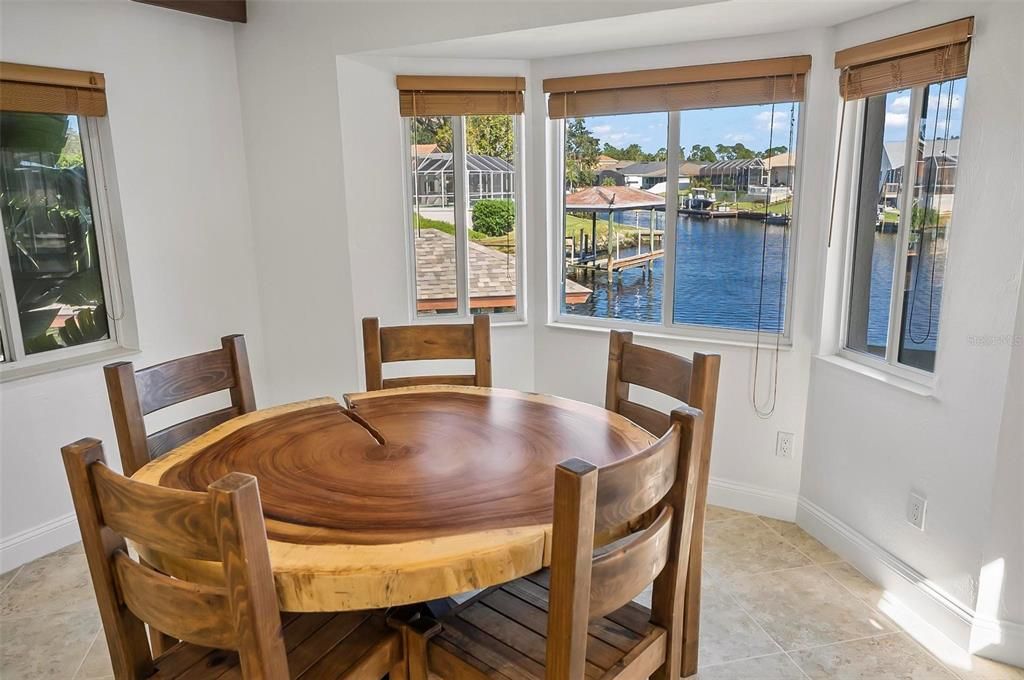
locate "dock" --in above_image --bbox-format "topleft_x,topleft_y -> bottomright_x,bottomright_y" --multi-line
566,228 -> 664,280
681,207 -> 739,218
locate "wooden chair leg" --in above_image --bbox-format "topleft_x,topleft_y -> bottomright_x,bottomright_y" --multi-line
406,618 -> 441,680
681,559 -> 701,677
148,626 -> 178,656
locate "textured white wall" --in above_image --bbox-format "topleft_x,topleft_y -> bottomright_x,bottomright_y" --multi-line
800,0 -> 1024,661
0,0 -> 266,569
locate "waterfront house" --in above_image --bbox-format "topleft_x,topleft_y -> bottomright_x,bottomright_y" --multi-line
411,151 -> 515,208
881,139 -> 960,214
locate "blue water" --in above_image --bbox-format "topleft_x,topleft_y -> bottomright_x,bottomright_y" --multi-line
565,212 -> 944,349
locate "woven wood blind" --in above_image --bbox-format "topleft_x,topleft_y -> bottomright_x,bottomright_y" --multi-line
835,17 -> 973,99
542,55 -> 811,119
0,62 -> 107,117
398,75 -> 525,117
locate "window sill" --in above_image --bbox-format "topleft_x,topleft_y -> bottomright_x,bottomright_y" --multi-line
814,353 -> 937,399
410,313 -> 526,327
546,317 -> 794,351
0,344 -> 140,383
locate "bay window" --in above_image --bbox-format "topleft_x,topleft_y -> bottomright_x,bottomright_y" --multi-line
546,56 -> 810,339
838,18 -> 972,374
399,76 -> 524,319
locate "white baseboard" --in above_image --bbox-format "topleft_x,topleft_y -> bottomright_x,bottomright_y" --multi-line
0,512 -> 79,573
797,496 -> 1024,669
708,476 -> 798,521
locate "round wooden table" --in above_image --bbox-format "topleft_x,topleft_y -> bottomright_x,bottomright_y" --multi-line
132,385 -> 656,611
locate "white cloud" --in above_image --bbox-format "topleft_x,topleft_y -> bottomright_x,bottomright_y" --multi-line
885,112 -> 909,128
723,132 -> 754,144
890,95 -> 911,112
755,110 -> 788,131
592,124 -> 613,135
928,92 -> 962,111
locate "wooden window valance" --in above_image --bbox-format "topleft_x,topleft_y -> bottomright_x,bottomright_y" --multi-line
397,75 -> 525,117
542,55 -> 811,119
0,62 -> 107,117
835,17 -> 973,99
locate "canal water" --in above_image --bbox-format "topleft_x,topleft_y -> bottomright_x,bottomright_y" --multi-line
565,212 -> 945,352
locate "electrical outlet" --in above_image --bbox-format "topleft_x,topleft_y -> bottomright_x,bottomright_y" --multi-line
907,492 -> 927,530
776,431 -> 794,458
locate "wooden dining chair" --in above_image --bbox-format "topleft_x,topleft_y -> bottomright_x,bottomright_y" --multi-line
104,334 -> 256,477
61,438 -> 405,680
402,406 -> 705,680
605,330 -> 720,676
361,316 -> 491,391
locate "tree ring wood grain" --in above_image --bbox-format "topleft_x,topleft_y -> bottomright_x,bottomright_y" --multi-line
132,387 -> 655,611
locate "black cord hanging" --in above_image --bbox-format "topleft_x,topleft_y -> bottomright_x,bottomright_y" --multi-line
752,77 -> 794,419
906,52 -> 953,346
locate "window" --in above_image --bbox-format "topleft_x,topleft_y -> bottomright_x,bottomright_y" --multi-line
845,79 -> 965,373
561,113 -> 668,323
0,63 -> 135,375
399,76 -> 524,319
548,57 -> 809,338
836,18 -> 973,375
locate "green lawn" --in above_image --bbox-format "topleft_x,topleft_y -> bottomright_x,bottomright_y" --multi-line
564,213 -> 656,251
412,213 -> 487,240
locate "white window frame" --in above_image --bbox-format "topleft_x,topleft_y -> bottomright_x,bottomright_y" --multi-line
837,80 -> 964,384
548,108 -> 804,347
0,115 -> 138,382
401,114 -> 526,325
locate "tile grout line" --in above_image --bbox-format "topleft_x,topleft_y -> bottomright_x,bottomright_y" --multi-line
705,516 -> 839,678
814,560 -> 1008,680
716,523 -> 901,680
70,628 -> 102,680
714,584 -> 815,680
815,565 -> 969,680
753,553 -> 974,680
754,515 -> 841,567
0,566 -> 22,599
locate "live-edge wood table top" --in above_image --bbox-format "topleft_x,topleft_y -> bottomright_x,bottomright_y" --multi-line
132,385 -> 655,611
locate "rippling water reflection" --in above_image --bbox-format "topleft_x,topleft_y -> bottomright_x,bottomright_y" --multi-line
565,213 -> 945,348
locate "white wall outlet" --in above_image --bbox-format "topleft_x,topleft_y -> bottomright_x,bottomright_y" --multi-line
907,492 -> 927,530
776,431 -> 795,458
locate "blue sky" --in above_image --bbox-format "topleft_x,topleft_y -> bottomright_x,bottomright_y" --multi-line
583,102 -> 801,155
580,76 -> 966,156
883,78 -> 965,142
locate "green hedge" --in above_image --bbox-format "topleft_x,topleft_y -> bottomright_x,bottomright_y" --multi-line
471,199 -> 515,237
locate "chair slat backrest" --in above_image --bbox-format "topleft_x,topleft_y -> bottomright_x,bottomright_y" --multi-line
604,330 -> 721,678
61,439 -> 288,680
105,334 -> 256,476
362,316 -> 492,391
545,407 -> 705,680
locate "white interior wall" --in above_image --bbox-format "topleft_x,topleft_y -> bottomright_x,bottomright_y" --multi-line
334,56 -> 535,390
232,1 -> 708,402
0,0 -> 266,570
799,0 -> 1024,665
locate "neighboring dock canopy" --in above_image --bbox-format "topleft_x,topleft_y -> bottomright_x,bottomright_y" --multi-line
564,186 -> 665,212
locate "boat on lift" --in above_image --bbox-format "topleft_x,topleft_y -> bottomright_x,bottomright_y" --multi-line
681,187 -> 716,211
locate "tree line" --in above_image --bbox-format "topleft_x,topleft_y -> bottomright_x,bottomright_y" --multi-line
566,118 -> 787,189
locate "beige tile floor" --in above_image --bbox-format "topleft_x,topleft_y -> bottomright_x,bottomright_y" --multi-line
2,507 -> 1022,679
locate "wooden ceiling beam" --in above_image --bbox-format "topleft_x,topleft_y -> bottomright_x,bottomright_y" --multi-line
132,0 -> 246,23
